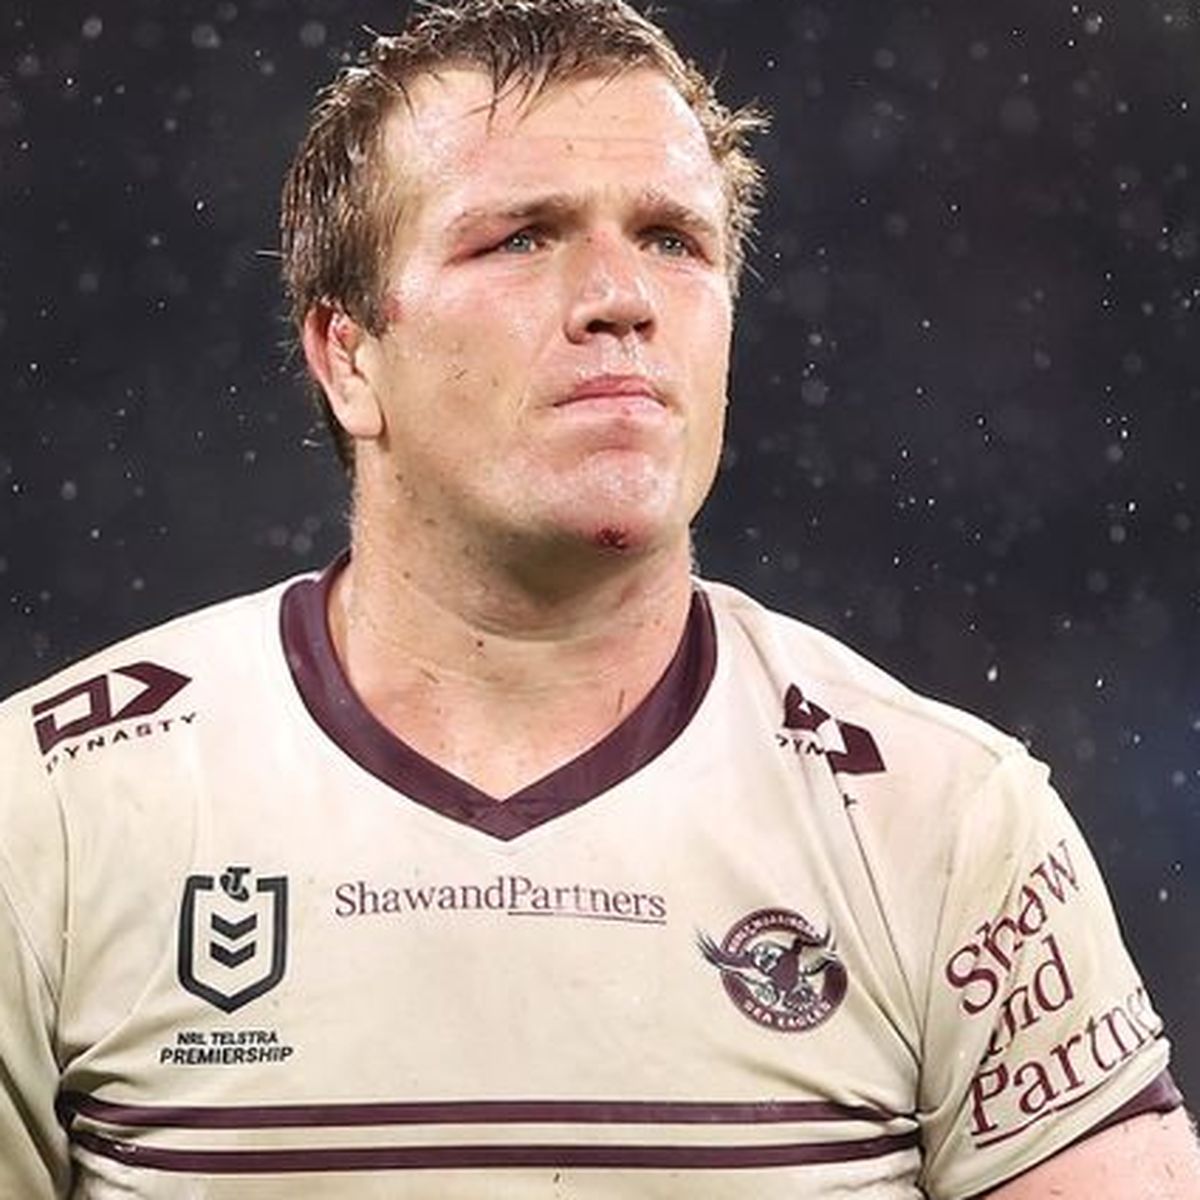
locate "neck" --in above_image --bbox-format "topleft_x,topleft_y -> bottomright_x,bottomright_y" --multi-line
327,516 -> 696,798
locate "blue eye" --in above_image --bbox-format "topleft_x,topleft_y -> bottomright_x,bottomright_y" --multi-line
648,230 -> 693,258
497,229 -> 541,254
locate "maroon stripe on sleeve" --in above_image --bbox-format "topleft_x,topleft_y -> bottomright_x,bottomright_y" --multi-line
973,1062 -> 1182,1151
71,1128 -> 921,1174
1081,1068 -> 1183,1138
962,1068 -> 1183,1199
61,1093 -> 905,1130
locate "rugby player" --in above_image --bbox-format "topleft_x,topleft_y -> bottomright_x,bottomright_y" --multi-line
2,1 -> 1198,1196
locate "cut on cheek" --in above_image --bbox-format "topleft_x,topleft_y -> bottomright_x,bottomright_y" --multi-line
593,526 -> 632,552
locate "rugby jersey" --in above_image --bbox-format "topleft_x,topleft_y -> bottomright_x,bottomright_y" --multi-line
0,558 -> 1178,1197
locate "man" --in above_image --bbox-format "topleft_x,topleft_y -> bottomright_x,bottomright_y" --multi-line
1,0 -> 1197,1196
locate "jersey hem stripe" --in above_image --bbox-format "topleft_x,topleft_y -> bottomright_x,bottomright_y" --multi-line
71,1128 -> 922,1173
61,1092 -> 909,1129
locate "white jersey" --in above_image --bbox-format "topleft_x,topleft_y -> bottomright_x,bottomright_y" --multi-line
0,559 -> 1178,1199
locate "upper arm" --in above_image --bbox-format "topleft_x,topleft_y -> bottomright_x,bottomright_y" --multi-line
0,865 -> 71,1199
916,752 -> 1178,1198
979,1108 -> 1200,1199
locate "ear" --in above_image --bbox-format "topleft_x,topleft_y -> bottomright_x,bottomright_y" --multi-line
301,302 -> 384,440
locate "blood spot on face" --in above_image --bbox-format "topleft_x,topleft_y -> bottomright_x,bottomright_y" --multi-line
594,526 -> 631,551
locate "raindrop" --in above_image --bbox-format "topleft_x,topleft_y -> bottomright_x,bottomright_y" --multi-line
0,94 -> 24,129
801,378 -> 829,407
191,23 -> 221,51
299,20 -> 327,48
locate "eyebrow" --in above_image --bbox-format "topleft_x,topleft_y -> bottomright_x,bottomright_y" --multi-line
446,188 -> 724,246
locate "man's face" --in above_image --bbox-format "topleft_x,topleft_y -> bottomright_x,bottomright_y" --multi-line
350,67 -> 733,564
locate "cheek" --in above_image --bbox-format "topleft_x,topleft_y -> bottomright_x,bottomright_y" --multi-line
682,283 -> 732,368
689,312 -> 732,423
422,284 -> 536,366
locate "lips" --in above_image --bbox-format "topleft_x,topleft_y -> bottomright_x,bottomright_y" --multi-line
559,374 -> 663,407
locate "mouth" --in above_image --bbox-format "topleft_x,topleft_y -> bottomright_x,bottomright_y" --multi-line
555,374 -> 666,413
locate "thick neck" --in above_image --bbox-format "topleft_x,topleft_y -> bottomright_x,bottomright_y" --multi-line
326,514 -> 697,798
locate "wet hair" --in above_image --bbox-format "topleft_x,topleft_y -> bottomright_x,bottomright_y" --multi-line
280,0 -> 768,467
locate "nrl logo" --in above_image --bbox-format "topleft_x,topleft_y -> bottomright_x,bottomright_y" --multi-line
699,907 -> 847,1032
178,866 -> 288,1014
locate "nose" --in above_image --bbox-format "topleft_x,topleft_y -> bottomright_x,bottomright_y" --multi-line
563,232 -> 656,344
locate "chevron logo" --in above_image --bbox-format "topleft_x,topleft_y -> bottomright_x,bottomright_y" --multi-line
178,868 -> 288,1013
209,913 -> 259,968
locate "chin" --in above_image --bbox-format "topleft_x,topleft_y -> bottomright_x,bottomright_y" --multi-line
587,523 -> 643,554
571,504 -> 680,557
525,456 -> 696,557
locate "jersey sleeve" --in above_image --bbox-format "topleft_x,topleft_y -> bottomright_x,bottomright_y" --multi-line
0,704 -> 72,1199
916,750 -> 1178,1199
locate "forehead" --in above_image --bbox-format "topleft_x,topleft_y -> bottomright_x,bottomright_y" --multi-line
380,67 -> 725,225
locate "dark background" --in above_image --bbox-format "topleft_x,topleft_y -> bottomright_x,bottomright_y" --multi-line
2,0 -> 1198,1100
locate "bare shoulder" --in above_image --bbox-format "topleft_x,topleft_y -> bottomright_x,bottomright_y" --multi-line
980,1108 -> 1200,1199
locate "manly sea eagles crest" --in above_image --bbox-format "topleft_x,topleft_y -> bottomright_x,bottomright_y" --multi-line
699,907 -> 848,1032
178,866 -> 288,1014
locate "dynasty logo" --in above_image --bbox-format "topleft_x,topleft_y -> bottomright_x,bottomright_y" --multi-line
776,683 -> 885,777
31,661 -> 194,772
700,907 -> 848,1032
178,866 -> 288,1014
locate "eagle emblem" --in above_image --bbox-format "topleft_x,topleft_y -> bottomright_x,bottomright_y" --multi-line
699,908 -> 847,1032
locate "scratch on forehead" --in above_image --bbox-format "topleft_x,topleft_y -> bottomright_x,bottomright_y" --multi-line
511,120 -> 715,167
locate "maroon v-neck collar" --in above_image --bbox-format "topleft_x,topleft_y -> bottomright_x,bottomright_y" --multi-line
279,556 -> 717,841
